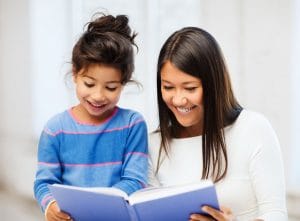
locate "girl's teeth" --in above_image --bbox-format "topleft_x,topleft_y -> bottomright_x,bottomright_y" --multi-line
89,101 -> 104,108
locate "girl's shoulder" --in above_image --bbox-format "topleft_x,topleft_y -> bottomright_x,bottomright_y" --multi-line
115,107 -> 146,123
43,109 -> 70,132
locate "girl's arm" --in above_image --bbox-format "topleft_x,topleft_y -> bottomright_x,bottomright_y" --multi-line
33,129 -> 62,212
113,114 -> 149,194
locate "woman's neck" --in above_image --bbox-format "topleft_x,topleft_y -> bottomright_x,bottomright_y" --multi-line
173,124 -> 203,138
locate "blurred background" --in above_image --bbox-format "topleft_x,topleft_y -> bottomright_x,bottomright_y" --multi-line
0,0 -> 299,220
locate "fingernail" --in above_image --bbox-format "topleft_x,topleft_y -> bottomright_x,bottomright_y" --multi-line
202,206 -> 207,212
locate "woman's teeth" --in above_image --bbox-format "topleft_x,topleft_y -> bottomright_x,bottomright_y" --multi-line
176,106 -> 194,113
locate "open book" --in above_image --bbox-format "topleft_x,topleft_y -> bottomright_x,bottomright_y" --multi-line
48,180 -> 219,221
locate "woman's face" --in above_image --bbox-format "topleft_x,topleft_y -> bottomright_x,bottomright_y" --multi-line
160,61 -> 204,136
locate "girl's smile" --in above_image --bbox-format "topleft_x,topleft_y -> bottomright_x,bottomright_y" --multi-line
72,63 -> 123,124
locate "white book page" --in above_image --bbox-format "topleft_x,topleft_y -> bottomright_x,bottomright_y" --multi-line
128,180 -> 213,205
52,184 -> 129,200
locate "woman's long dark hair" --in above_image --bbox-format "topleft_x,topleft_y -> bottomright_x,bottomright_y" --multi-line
156,27 -> 242,182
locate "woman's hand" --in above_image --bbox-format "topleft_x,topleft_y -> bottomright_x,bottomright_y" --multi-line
189,206 -> 234,221
45,201 -> 72,221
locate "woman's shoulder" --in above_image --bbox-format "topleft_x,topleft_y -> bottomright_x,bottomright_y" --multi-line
231,109 -> 277,139
235,109 -> 273,129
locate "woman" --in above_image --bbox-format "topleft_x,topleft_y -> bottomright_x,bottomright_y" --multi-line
148,27 -> 287,220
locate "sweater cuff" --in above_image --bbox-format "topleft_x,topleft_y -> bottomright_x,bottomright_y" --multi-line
44,200 -> 56,217
41,194 -> 55,212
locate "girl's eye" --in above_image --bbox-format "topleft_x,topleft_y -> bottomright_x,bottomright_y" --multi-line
162,85 -> 174,90
84,82 -> 95,88
106,87 -> 118,91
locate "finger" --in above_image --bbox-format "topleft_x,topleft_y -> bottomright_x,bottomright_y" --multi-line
202,206 -> 223,220
46,210 -> 61,221
220,206 -> 233,215
190,213 -> 212,221
46,213 -> 61,221
56,211 -> 72,220
204,205 -> 235,221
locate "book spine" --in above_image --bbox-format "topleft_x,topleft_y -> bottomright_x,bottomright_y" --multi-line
126,203 -> 139,221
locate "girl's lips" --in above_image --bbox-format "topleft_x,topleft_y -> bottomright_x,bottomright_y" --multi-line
87,100 -> 107,110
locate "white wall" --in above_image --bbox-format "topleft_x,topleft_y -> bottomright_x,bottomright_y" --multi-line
0,0 -> 36,196
289,0 -> 300,190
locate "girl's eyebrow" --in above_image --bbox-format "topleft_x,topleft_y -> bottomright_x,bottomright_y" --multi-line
83,76 -> 121,84
82,75 -> 95,80
106,81 -> 122,84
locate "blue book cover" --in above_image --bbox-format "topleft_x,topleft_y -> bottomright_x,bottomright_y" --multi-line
132,186 -> 218,221
48,181 -> 219,221
48,185 -> 132,221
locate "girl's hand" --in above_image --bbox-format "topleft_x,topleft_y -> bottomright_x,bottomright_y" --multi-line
189,206 -> 234,221
45,201 -> 72,221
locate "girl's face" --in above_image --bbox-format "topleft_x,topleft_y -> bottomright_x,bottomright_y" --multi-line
161,61 -> 204,136
73,63 -> 123,124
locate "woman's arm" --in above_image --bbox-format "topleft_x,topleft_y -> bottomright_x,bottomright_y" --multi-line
248,118 -> 287,220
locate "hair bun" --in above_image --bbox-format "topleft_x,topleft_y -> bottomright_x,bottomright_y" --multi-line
87,14 -> 136,43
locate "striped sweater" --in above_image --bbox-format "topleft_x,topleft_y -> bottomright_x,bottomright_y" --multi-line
34,107 -> 148,211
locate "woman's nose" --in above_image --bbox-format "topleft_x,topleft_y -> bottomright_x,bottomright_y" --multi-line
172,93 -> 187,106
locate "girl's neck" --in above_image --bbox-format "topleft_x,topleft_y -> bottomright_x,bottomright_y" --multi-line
70,105 -> 117,126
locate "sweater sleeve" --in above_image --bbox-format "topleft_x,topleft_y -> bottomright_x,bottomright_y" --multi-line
113,114 -> 148,195
249,117 -> 288,220
33,128 -> 62,212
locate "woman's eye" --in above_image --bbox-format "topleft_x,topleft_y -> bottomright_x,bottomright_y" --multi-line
106,87 -> 117,91
84,82 -> 94,88
185,87 -> 197,92
162,86 -> 174,90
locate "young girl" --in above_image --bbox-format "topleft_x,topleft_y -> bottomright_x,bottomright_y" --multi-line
148,27 -> 288,220
34,14 -> 148,221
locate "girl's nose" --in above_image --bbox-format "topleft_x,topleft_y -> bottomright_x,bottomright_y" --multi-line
91,90 -> 106,102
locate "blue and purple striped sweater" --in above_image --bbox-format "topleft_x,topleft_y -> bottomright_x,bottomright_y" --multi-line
34,107 -> 148,211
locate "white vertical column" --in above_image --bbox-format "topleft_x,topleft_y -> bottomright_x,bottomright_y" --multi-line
199,0 -> 243,99
0,0 -> 34,196
0,0 -> 32,138
30,0 -> 73,136
143,0 -> 203,131
241,0 -> 292,180
289,0 -> 300,190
